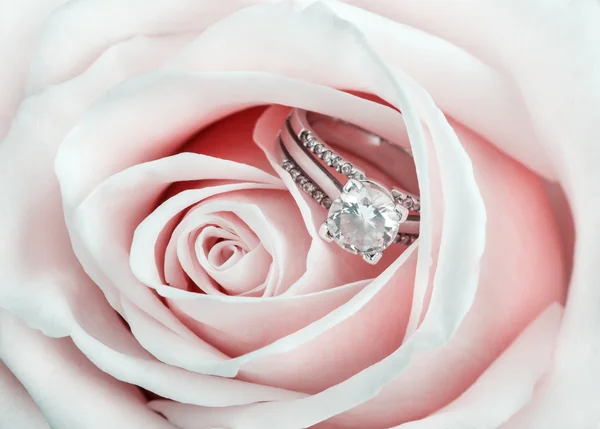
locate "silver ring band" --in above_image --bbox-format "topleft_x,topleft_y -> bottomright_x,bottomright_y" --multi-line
278,109 -> 420,264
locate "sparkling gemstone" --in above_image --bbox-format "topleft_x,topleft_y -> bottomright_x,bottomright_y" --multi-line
312,190 -> 325,202
351,170 -> 366,180
282,160 -> 294,171
321,150 -> 333,162
331,156 -> 343,169
302,182 -> 315,193
300,130 -> 311,142
326,180 -> 401,254
340,163 -> 353,175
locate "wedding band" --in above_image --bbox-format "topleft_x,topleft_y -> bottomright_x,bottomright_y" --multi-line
278,109 -> 420,264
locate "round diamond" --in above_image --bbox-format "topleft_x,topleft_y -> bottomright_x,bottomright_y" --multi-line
340,163 -> 353,175
312,190 -> 325,202
282,160 -> 294,171
302,182 -> 315,193
326,180 -> 401,254
305,137 -> 316,148
300,130 -> 311,142
331,156 -> 343,169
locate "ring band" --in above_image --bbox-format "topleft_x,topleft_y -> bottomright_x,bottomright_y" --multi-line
278,109 -> 420,264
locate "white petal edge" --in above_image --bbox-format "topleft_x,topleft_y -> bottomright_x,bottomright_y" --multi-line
148,303 -> 563,429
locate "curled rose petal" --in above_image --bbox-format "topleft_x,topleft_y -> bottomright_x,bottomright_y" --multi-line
25,0 -> 256,94
343,1 -> 600,426
148,304 -> 563,429
171,213 -> 271,297
0,363 -> 49,429
0,0 -> 69,138
0,21 -> 193,336
324,0 -> 552,180
0,310 -> 178,429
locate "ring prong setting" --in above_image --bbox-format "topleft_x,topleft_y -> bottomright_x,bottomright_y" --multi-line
319,222 -> 334,243
391,188 -> 403,199
395,203 -> 409,221
362,252 -> 382,265
343,179 -> 363,193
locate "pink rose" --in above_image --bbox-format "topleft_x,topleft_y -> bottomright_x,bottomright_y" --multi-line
0,1 -> 597,428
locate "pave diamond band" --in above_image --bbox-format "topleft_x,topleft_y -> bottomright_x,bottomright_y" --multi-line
278,109 -> 420,264
280,156 -> 332,209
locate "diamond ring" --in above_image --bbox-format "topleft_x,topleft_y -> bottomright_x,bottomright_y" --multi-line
278,109 -> 420,264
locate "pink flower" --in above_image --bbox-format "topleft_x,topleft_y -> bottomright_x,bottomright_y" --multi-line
0,1 -> 597,428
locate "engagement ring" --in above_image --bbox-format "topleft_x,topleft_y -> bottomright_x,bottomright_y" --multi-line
278,109 -> 420,264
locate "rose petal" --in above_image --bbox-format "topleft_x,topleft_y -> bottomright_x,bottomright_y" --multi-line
163,213 -> 262,294
0,362 -> 49,429
148,304 -> 563,429
167,206 -> 269,297
69,308 -> 304,406
313,120 -> 565,427
393,305 -> 563,429
25,0 -> 256,94
70,152 -> 280,334
164,280 -> 367,359
348,1 -> 600,426
0,25 -> 192,334
0,311 -> 177,429
332,0 -> 553,180
0,0 -> 67,138
183,217 -> 271,296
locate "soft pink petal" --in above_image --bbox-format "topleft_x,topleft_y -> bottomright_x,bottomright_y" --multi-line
70,153 -> 280,342
0,24 -> 192,334
163,212 -> 264,294
334,0 -> 552,180
317,118 -> 565,428
26,0 -> 262,94
0,362 -> 49,429
347,0 -> 600,426
70,157 -> 285,373
180,217 -> 269,297
148,304 -> 562,429
238,253 -> 416,393
389,305 -> 563,429
0,311 -> 177,429
165,280 -> 366,358
0,0 -> 67,138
